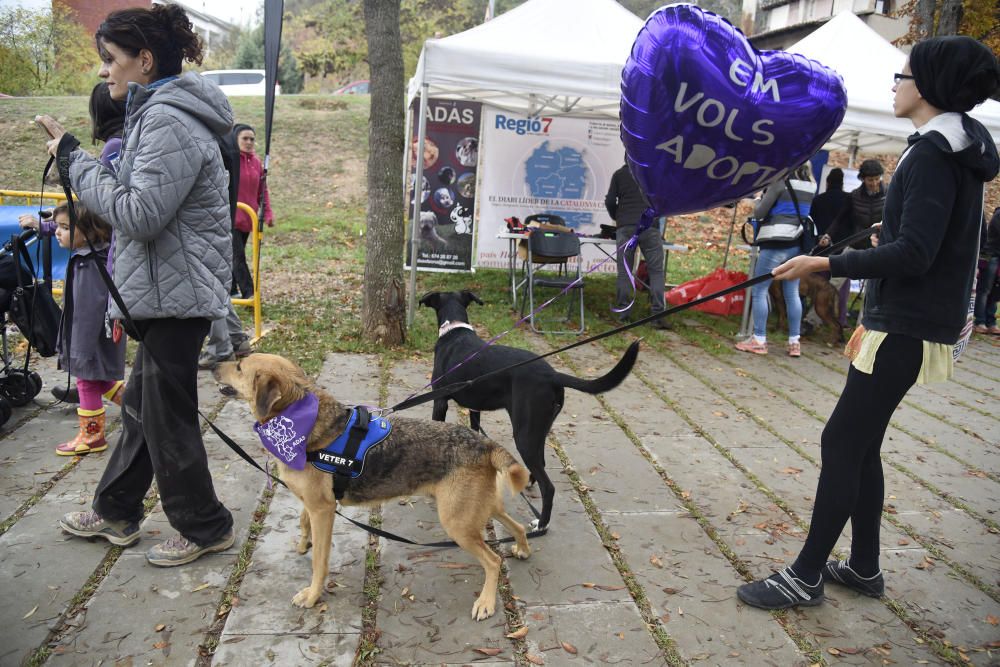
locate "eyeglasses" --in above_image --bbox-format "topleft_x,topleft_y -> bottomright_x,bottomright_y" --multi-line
893,73 -> 914,85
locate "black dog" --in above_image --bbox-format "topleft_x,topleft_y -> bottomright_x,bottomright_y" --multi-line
419,290 -> 640,530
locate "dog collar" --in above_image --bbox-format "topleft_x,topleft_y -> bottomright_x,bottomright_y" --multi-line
254,392 -> 319,471
439,320 -> 475,337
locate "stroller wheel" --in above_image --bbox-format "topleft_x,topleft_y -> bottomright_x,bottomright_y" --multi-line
28,372 -> 42,400
2,370 -> 37,407
0,397 -> 11,427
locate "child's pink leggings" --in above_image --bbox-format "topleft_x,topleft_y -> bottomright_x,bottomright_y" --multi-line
77,379 -> 118,411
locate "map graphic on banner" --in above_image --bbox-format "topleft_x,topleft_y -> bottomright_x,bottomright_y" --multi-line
477,109 -> 622,273
406,99 -> 482,272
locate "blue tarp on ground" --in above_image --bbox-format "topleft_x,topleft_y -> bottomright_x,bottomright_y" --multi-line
0,205 -> 71,280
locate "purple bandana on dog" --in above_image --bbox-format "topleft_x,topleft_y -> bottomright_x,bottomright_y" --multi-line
253,392 -> 319,470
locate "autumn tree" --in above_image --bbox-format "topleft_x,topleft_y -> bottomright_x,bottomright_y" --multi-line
361,0 -> 407,344
895,0 -> 1000,54
0,3 -> 95,96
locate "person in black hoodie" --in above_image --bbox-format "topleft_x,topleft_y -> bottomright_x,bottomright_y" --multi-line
737,36 -> 1000,611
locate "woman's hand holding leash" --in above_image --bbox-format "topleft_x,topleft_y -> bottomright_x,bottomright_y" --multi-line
772,255 -> 830,281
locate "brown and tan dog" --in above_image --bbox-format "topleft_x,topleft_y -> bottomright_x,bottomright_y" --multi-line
769,272 -> 843,342
214,353 -> 531,620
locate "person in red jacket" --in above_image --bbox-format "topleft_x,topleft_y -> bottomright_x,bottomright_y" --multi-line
233,123 -> 273,251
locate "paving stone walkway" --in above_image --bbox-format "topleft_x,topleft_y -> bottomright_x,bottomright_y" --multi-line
1,331 -> 998,666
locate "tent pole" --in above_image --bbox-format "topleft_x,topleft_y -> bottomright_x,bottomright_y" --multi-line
406,83 -> 430,326
402,103 -> 413,211
849,132 -> 860,168
722,201 -> 739,270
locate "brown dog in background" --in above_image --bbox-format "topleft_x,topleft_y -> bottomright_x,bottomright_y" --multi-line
214,353 -> 531,620
770,273 -> 843,343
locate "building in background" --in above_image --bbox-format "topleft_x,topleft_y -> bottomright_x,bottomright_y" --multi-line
151,0 -> 236,56
53,0 -> 235,55
744,0 -> 909,50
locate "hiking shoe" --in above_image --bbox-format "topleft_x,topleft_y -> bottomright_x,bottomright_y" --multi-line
233,338 -> 252,358
973,324 -> 988,334
198,351 -> 234,370
146,530 -> 235,567
989,325 -> 1000,336
59,510 -> 141,547
737,567 -> 824,610
650,316 -> 672,330
822,559 -> 884,598
735,338 -> 768,355
787,341 -> 801,357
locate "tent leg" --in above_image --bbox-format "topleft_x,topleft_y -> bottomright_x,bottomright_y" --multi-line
406,84 -> 429,326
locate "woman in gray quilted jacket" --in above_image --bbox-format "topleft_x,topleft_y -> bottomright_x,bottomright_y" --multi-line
38,4 -> 236,567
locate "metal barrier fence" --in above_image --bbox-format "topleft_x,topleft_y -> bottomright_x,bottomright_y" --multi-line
0,190 -> 264,341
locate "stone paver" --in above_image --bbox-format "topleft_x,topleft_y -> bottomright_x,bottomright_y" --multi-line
1,335 -> 998,666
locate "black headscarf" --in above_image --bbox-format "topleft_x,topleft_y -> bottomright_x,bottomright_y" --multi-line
909,36 -> 1000,113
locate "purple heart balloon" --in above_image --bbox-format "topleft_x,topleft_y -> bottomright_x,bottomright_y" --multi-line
621,4 -> 847,217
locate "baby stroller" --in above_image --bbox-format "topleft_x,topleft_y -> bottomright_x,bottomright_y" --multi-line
0,229 -> 50,426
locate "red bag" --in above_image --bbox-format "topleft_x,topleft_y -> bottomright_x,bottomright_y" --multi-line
666,268 -> 747,316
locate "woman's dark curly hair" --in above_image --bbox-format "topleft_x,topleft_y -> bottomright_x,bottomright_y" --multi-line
95,4 -> 203,77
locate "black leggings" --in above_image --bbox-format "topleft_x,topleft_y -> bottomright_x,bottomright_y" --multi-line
792,333 -> 922,579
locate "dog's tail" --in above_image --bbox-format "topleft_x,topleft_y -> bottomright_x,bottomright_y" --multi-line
553,340 -> 640,394
489,447 -> 530,497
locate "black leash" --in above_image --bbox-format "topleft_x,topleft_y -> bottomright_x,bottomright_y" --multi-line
390,225 -> 878,415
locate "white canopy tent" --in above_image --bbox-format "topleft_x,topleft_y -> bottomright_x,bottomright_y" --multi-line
787,11 -> 1000,155
404,0 -> 644,322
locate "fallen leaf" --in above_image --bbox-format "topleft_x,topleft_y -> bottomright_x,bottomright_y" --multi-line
616,632 -> 625,639
401,587 -> 409,597
660,613 -> 671,623
152,641 -> 168,649
506,626 -> 529,639
473,647 -> 502,656
781,467 -> 803,475
191,582 -> 211,592
828,648 -> 841,656
650,555 -> 663,568
154,624 -> 166,632
23,606 -> 38,619
897,538 -> 910,546
525,654 -> 545,665
561,642 -> 578,654
986,615 -> 999,626
663,587 -> 680,595
582,582 -> 597,588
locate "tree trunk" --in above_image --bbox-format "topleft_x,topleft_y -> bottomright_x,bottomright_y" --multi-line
935,0 -> 964,35
915,0 -> 937,39
361,0 -> 406,345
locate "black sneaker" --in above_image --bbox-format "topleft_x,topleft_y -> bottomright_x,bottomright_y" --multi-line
822,559 -> 884,597
650,316 -> 672,330
737,567 -> 824,610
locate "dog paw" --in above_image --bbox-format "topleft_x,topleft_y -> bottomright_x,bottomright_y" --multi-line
292,587 -> 321,608
296,538 -> 312,554
511,543 -> 531,560
471,595 -> 496,621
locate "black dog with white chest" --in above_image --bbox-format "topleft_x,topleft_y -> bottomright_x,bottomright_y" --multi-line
419,290 -> 640,530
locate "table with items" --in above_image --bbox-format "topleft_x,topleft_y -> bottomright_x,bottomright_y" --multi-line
497,231 -> 687,307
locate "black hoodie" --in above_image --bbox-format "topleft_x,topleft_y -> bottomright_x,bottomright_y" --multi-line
830,113 -> 1000,344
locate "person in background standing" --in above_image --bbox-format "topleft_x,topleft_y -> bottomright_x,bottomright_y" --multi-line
821,159 -> 886,251
605,161 -> 670,329
973,206 -> 1000,334
809,168 -> 848,237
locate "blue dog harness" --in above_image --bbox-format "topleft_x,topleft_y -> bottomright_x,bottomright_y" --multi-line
306,406 -> 392,496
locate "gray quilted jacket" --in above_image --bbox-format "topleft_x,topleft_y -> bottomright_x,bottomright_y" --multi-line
68,72 -> 233,321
